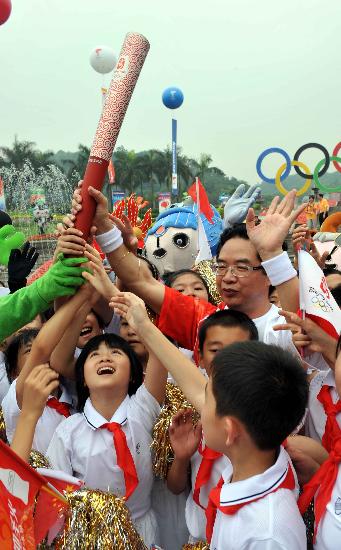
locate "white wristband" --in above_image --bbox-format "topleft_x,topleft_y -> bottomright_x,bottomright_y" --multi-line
96,226 -> 123,253
261,252 -> 297,286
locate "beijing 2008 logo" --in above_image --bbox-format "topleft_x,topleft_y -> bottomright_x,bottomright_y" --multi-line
256,142 -> 341,196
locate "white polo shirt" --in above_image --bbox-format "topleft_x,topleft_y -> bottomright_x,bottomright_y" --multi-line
210,447 -> 306,550
306,369 -> 340,443
1,379 -> 73,454
185,446 -> 229,541
46,384 -> 160,521
315,464 -> 341,550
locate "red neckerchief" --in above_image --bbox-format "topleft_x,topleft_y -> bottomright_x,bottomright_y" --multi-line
205,460 -> 296,543
192,440 -> 223,509
298,385 -> 341,541
100,422 -> 138,500
317,385 -> 341,452
46,397 -> 71,418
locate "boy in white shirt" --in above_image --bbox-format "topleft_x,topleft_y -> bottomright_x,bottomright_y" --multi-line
111,290 -> 309,549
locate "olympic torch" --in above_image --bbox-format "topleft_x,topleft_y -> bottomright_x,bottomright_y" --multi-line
74,32 -> 150,239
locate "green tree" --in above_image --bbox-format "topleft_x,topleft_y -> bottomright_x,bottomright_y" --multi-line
0,136 -> 54,170
190,153 -> 225,180
61,144 -> 90,181
139,149 -> 165,208
113,147 -> 146,194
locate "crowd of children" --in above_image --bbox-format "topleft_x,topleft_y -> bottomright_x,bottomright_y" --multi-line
0,187 -> 340,549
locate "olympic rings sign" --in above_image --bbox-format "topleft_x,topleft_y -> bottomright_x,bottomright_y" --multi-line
256,142 -> 341,196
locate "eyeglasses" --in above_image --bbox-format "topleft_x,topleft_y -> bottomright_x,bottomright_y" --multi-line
212,263 -> 264,278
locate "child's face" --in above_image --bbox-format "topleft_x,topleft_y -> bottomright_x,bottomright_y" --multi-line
199,325 -> 251,375
17,340 -> 33,374
171,273 -> 209,301
201,378 -> 227,453
84,341 -> 131,393
119,320 -> 148,363
77,312 -> 102,349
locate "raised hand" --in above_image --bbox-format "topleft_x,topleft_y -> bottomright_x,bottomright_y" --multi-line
169,409 -> 202,460
109,291 -> 149,332
110,213 -> 138,252
22,364 -> 59,421
8,241 -> 39,292
224,184 -> 260,229
246,190 -> 306,260
53,227 -> 86,260
82,244 -> 116,300
291,225 -> 329,270
273,309 -> 337,359
0,225 -> 25,266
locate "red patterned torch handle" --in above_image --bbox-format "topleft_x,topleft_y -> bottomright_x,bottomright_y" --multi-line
74,32 -> 150,239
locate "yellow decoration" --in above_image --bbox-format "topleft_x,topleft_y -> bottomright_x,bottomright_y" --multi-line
55,488 -> 147,550
275,160 -> 311,196
151,383 -> 199,479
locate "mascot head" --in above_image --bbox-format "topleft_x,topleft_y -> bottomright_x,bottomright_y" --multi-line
144,201 -> 223,277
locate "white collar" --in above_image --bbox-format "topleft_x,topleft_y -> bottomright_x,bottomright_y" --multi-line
83,395 -> 130,430
58,384 -> 73,405
323,369 -> 336,388
220,446 -> 290,506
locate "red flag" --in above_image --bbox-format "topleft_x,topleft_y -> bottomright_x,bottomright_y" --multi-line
188,178 -> 214,224
0,441 -> 50,549
108,159 -> 115,184
34,469 -> 82,545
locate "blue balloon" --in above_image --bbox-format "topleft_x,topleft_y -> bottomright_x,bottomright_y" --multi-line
162,87 -> 184,109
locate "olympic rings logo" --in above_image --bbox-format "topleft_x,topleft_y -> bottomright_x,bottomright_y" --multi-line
256,142 -> 341,196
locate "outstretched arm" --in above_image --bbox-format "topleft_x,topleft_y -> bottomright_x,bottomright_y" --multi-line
110,292 -> 206,412
0,256 -> 86,342
11,364 -> 59,462
16,285 -> 90,408
63,184 -> 165,313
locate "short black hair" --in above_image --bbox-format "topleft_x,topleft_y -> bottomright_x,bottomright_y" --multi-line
4,328 -> 40,383
217,223 -> 288,258
309,195 -> 315,200
75,333 -> 144,411
331,284 -> 341,307
216,224 -> 254,258
318,194 -> 324,198
198,309 -> 258,352
211,341 -> 308,450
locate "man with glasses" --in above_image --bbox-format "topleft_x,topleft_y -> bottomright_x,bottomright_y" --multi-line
66,187 -> 303,358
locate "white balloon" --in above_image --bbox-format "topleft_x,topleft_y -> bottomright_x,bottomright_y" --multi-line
90,46 -> 117,74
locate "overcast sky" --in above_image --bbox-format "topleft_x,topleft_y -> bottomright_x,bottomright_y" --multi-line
0,0 -> 340,183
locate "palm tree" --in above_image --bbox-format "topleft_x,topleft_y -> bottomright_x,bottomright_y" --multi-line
158,147 -> 194,198
191,152 -> 225,180
113,147 -> 146,194
0,136 -> 53,170
139,149 -> 164,208
62,144 -> 90,181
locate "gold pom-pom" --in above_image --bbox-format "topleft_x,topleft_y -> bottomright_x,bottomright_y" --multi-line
55,488 -> 147,550
182,542 -> 209,550
0,407 -> 7,443
29,450 -> 51,469
151,383 -> 199,479
192,260 -> 221,305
